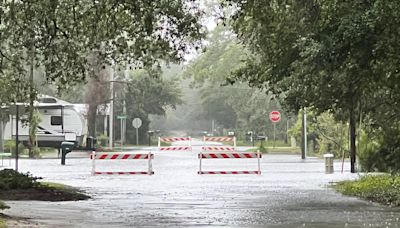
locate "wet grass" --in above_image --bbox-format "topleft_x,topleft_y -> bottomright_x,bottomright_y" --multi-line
236,140 -> 291,147
334,174 -> 400,207
246,146 -> 300,153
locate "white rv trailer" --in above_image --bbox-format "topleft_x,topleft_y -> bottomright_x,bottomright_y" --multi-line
4,96 -> 87,148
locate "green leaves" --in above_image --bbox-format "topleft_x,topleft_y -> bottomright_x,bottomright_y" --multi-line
334,174 -> 400,206
119,68 -> 183,144
0,1 -> 204,105
226,0 -> 400,172
183,24 -> 289,136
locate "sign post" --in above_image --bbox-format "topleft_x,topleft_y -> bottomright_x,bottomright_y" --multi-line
269,111 -> 281,148
132,118 -> 142,145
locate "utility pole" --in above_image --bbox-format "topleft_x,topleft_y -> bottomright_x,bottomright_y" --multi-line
211,120 -> 215,136
28,46 -> 34,158
301,108 -> 307,159
15,105 -> 19,172
304,108 -> 307,158
122,93 -> 126,144
123,69 -> 128,145
109,66 -> 114,148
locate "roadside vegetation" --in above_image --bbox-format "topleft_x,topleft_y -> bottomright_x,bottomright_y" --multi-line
334,175 -> 400,207
0,169 -> 89,201
0,169 -> 89,227
0,217 -> 5,228
0,201 -> 9,228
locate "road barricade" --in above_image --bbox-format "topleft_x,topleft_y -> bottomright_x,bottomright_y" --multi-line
198,136 -> 261,175
158,137 -> 192,151
90,151 -> 154,175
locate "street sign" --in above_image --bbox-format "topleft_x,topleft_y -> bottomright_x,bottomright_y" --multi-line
132,118 -> 142,128
117,115 -> 127,120
269,111 -> 281,123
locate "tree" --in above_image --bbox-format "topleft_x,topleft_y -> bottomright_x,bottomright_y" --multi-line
1,1 -> 204,152
85,56 -> 110,137
289,111 -> 349,157
115,69 -> 183,144
1,0 -> 204,90
225,0 -> 400,172
183,24 -> 289,139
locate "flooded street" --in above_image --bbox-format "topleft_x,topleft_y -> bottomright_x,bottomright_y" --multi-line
3,143 -> 400,227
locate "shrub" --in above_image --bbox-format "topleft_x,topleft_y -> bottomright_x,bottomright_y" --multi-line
358,132 -> 385,172
0,169 -> 41,190
358,127 -> 400,173
96,134 -> 109,147
31,147 -> 41,158
334,174 -> 400,206
258,144 -> 268,153
4,140 -> 26,157
0,201 -> 9,210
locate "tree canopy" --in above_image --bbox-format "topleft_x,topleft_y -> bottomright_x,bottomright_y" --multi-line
181,24 -> 290,139
114,69 -> 183,144
0,0 -> 204,103
225,0 -> 400,172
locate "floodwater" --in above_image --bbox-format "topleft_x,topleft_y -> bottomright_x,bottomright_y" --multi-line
2,140 -> 400,227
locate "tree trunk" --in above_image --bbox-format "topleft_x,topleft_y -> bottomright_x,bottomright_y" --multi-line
349,109 -> 357,173
87,104 -> 97,137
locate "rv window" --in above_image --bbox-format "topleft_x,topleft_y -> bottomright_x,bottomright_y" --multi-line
51,116 -> 62,125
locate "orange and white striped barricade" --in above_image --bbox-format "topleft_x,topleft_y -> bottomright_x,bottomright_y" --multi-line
203,136 -> 236,148
199,136 -> 260,174
158,137 -> 192,152
198,151 -> 262,175
90,151 -> 154,175
200,136 -> 236,172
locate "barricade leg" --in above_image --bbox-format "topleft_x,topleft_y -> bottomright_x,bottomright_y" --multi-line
148,152 -> 153,175
257,150 -> 261,175
91,151 -> 96,175
199,152 -> 202,174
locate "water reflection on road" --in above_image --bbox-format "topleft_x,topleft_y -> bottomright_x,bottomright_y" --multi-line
3,144 -> 400,227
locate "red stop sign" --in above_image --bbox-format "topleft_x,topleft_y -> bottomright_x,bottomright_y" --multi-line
269,111 -> 281,122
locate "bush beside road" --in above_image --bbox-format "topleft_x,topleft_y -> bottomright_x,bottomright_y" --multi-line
0,169 -> 90,227
0,201 -> 8,228
334,174 -> 400,207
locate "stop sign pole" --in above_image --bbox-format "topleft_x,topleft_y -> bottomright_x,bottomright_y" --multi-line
269,111 -> 281,148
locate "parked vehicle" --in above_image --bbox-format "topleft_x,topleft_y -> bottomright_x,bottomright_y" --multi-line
4,96 -> 87,148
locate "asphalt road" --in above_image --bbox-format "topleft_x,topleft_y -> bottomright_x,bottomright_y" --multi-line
2,142 -> 400,227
